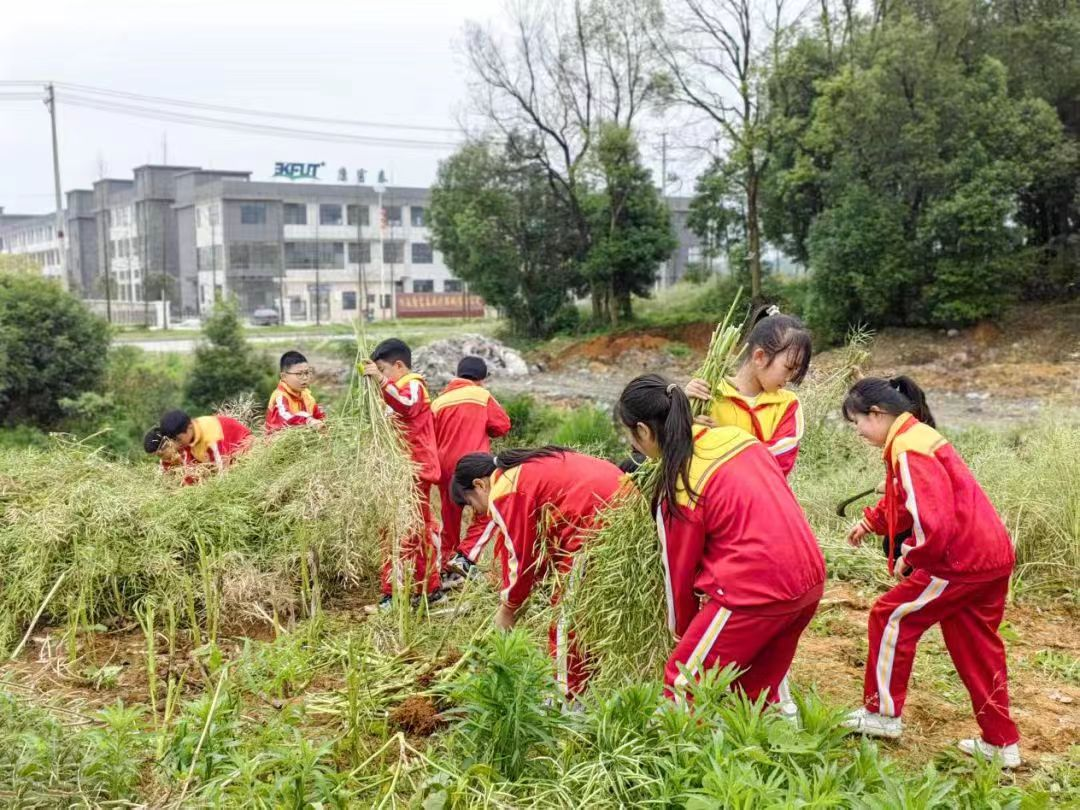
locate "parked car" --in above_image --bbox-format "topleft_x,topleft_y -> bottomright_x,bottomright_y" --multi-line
251,307 -> 281,326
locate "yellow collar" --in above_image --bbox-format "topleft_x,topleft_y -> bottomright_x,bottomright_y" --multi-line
883,412 -> 914,458
716,377 -> 790,407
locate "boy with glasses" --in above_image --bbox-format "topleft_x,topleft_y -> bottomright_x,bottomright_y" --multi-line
265,350 -> 326,434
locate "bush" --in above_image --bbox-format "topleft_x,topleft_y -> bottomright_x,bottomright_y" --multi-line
0,274 -> 110,429
184,298 -> 275,413
551,406 -> 625,460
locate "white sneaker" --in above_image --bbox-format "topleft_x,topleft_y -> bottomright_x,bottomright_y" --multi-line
841,707 -> 903,739
778,701 -> 801,728
957,738 -> 1022,769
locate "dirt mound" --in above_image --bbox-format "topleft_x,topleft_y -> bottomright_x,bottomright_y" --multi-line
543,322 -> 717,374
389,695 -> 445,736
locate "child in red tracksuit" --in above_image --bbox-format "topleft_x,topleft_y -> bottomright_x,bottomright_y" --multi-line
842,376 -> 1021,768
685,306 -> 811,479
144,409 -> 252,483
432,356 -> 511,586
362,338 -> 443,611
617,374 -> 825,708
265,351 -> 326,433
451,447 -> 624,696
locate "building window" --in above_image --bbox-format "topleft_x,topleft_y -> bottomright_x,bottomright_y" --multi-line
347,204 -> 369,226
240,203 -> 267,225
380,294 -> 392,309
320,242 -> 345,269
383,240 -> 404,263
284,242 -> 344,270
348,241 -> 372,264
444,279 -> 463,293
411,242 -> 433,264
284,242 -> 315,269
229,242 -> 280,271
289,296 -> 307,320
366,294 -> 376,304
412,279 -> 434,293
319,204 -> 343,226
383,205 -> 402,227
410,206 -> 426,227
284,203 -> 307,225
342,290 -> 357,310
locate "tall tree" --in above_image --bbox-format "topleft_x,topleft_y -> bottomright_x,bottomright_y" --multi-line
582,124 -> 678,323
463,0 -> 664,320
687,157 -> 748,277
430,141 -> 584,338
653,0 -> 795,302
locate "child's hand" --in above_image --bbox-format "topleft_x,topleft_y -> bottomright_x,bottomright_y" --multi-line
685,378 -> 712,401
361,361 -> 385,384
693,415 -> 718,428
847,521 -> 870,547
494,603 -> 517,631
875,479 -> 887,494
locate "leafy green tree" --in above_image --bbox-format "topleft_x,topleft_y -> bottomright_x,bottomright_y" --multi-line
0,274 -> 110,429
687,158 -> 748,279
430,141 -> 584,338
184,297 -> 274,412
581,125 -> 677,324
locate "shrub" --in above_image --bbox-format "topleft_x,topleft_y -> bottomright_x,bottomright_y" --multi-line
184,298 -> 275,413
0,274 -> 110,429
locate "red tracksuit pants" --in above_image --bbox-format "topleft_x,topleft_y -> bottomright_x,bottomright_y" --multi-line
664,597 -> 819,702
436,474 -> 496,568
381,481 -> 442,596
863,570 -> 1019,746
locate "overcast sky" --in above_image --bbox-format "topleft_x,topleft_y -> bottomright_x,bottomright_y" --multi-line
0,0 -> 517,213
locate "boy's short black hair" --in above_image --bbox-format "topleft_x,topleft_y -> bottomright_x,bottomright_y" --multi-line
280,350 -> 308,372
457,356 -> 488,381
143,427 -> 166,454
371,338 -> 412,368
160,409 -> 192,439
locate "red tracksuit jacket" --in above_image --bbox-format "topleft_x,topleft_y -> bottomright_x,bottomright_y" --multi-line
487,452 -> 624,610
861,413 -> 1014,581
163,414 -> 252,478
708,379 -> 804,478
659,427 -> 825,638
381,372 -> 440,484
432,378 -> 511,478
265,381 -> 326,433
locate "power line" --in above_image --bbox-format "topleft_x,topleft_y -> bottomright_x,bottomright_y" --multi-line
54,81 -> 462,134
57,92 -> 463,150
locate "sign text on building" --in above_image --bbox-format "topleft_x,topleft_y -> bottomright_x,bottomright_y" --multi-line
274,162 -> 326,181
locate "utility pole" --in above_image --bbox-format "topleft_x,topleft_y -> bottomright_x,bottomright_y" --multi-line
314,210 -> 321,326
660,131 -> 669,291
210,203 -> 219,304
374,177 -> 386,320
101,192 -> 113,324
44,83 -> 69,291
356,182 -> 368,324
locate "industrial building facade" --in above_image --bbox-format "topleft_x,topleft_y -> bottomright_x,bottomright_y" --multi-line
1,163 -> 701,325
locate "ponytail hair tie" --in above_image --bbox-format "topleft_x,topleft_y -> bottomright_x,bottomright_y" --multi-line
666,383 -> 679,396
492,456 -> 499,466
766,304 -> 781,317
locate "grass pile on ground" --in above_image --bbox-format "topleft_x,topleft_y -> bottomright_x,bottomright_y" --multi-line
0,392 -> 420,655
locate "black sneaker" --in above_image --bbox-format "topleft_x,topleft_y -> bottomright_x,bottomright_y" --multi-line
363,594 -> 394,615
446,552 -> 472,577
411,589 -> 449,610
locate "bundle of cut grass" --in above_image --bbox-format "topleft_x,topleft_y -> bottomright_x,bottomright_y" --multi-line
565,295 -> 745,690
0,390 -> 420,654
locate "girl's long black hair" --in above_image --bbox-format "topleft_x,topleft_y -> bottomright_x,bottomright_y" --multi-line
615,374 -> 698,516
451,446 -> 569,506
740,306 -> 813,384
842,376 -> 936,428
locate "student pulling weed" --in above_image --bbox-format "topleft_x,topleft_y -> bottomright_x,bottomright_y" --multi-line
451,447 -> 624,696
430,356 -> 511,586
144,409 -> 252,481
617,374 -> 826,709
362,338 -> 445,611
685,306 -> 811,478
841,376 -> 1022,768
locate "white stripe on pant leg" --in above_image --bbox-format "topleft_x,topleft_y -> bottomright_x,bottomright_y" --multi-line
556,614 -> 569,696
875,576 -> 949,716
673,606 -> 733,696
777,674 -> 793,704
467,520 -> 498,563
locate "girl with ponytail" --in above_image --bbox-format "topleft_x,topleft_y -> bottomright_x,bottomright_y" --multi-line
616,374 -> 825,709
840,376 -> 1021,767
685,305 -> 812,478
451,445 -> 623,697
